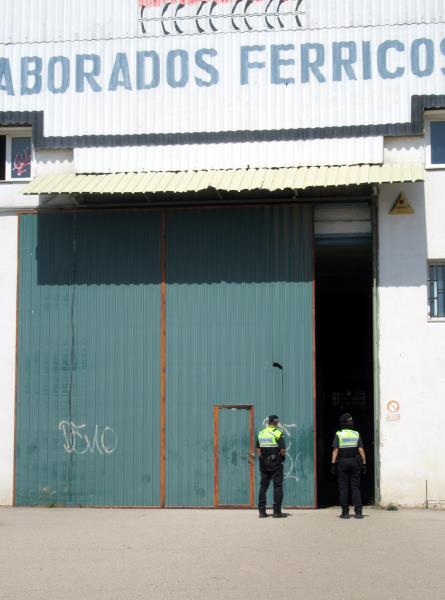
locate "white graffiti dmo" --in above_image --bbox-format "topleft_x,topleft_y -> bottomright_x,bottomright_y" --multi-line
262,418 -> 300,481
59,421 -> 117,455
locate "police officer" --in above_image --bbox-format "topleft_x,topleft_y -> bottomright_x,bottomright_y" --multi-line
256,415 -> 286,518
331,412 -> 367,519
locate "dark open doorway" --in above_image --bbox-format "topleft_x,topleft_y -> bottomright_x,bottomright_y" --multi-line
315,235 -> 375,507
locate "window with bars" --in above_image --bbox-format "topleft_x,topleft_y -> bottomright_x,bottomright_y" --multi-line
428,263 -> 445,319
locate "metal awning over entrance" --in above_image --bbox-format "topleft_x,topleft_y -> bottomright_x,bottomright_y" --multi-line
23,164 -> 424,195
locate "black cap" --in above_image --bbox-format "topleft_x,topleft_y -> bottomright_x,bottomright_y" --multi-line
340,412 -> 353,426
268,415 -> 279,424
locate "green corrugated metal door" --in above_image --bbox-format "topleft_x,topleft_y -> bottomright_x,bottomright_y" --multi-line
166,205 -> 314,507
217,408 -> 251,506
16,212 -> 161,506
16,205 -> 314,507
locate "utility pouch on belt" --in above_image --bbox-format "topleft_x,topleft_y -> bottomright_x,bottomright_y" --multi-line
262,453 -> 281,468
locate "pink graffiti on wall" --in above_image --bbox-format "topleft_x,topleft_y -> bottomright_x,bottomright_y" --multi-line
139,0 -> 304,35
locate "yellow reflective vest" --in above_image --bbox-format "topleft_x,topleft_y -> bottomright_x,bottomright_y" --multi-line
257,426 -> 283,448
336,429 -> 360,449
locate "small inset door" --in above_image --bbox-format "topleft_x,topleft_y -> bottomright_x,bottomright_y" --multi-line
214,405 -> 254,507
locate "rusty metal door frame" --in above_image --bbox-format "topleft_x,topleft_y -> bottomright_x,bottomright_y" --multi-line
213,405 -> 255,508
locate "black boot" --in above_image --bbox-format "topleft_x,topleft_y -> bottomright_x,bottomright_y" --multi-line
272,511 -> 286,518
355,508 -> 364,519
340,507 -> 350,519
259,509 -> 268,518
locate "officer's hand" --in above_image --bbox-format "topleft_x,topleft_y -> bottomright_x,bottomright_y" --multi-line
330,464 -> 337,476
361,464 -> 367,475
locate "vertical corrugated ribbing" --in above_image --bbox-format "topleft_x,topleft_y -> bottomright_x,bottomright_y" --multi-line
166,205 -> 314,507
16,205 -> 314,507
16,211 -> 161,506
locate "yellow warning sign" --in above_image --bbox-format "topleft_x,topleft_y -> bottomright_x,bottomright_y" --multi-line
389,193 -> 414,215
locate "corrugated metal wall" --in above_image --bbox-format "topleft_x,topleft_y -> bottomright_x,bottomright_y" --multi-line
2,23 -> 445,142
74,137 -> 383,173
16,205 -> 314,507
0,0 -> 136,44
1,0 -> 443,44
166,205 -> 314,507
16,212 -> 161,506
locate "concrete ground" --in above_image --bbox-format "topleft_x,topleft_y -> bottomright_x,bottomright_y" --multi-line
0,507 -> 444,600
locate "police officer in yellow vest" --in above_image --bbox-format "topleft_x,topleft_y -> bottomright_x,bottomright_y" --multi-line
256,415 -> 286,518
331,412 -> 367,519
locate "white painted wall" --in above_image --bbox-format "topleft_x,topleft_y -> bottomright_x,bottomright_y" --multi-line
378,178 -> 445,507
34,149 -> 74,177
425,170 -> 445,259
384,137 -> 425,165
0,183 -> 38,211
0,213 -> 18,505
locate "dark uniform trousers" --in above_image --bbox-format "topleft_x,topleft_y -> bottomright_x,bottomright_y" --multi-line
338,456 -> 362,510
258,462 -> 284,512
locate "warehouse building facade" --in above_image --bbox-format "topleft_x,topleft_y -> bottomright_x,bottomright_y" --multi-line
1,0 -> 445,508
